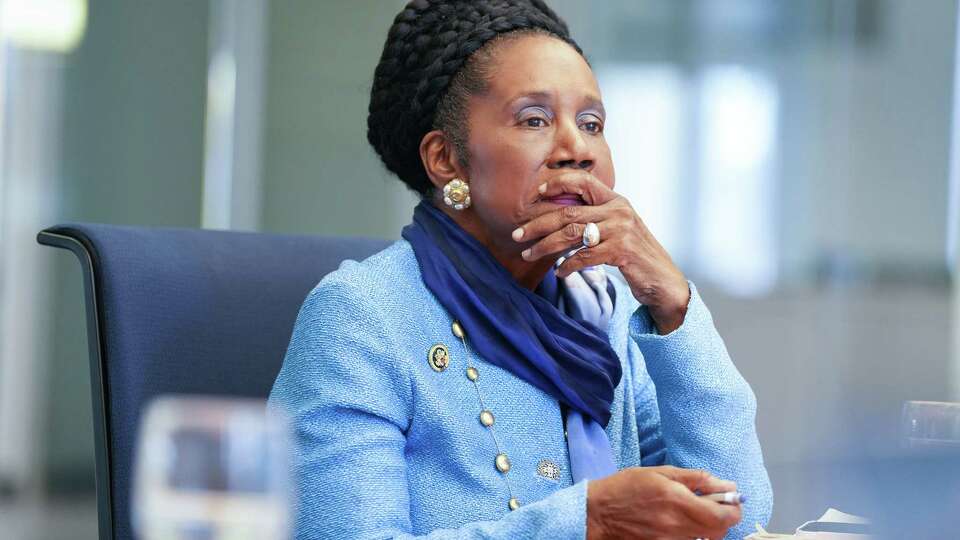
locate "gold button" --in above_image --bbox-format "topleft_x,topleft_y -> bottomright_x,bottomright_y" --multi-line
451,321 -> 465,339
495,453 -> 511,473
508,497 -> 520,511
479,410 -> 495,427
466,367 -> 479,381
428,344 -> 450,372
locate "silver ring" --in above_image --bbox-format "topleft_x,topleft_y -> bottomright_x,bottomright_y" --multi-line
582,222 -> 600,247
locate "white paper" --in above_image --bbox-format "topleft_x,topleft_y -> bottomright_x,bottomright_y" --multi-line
816,508 -> 869,525
745,508 -> 870,540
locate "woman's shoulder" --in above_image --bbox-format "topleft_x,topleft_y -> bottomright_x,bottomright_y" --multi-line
283,238 -> 426,380
272,240 -> 419,422
292,239 -> 441,347
306,238 -> 424,307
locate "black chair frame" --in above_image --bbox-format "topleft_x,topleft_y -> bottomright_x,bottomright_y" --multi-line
38,226 -> 115,539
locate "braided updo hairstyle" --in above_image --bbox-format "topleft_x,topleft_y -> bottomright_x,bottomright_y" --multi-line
367,0 -> 583,197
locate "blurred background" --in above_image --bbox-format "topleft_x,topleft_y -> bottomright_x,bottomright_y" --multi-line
0,0 -> 958,537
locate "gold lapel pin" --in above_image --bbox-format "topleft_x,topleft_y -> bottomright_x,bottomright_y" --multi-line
428,343 -> 450,372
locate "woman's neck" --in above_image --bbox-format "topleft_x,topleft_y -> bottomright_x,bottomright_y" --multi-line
435,201 -> 554,291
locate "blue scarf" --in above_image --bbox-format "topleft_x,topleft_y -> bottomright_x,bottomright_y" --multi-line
402,201 -> 619,481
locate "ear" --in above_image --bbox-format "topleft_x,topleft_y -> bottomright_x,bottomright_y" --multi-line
419,130 -> 467,191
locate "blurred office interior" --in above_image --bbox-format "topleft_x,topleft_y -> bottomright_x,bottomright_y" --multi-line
0,0 -> 958,537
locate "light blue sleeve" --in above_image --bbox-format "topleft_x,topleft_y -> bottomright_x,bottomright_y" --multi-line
628,281 -> 773,539
268,278 -> 590,540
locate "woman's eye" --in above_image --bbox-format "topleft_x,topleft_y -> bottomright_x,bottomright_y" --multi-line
523,117 -> 547,128
581,120 -> 603,134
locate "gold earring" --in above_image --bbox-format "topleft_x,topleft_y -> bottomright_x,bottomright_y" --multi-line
442,178 -> 471,210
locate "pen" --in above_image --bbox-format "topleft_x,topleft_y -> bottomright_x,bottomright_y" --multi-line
702,491 -> 745,505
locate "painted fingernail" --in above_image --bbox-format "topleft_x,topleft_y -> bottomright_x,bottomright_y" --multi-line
521,248 -> 532,260
538,182 -> 547,194
512,227 -> 524,241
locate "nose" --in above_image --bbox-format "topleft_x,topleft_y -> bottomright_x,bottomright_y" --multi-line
547,118 -> 595,171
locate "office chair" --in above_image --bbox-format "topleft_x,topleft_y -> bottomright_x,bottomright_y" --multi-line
37,223 -> 391,540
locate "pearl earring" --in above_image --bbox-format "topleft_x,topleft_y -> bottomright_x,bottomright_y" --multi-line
442,178 -> 471,210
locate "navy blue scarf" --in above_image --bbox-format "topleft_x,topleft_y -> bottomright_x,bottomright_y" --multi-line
401,201 -> 622,428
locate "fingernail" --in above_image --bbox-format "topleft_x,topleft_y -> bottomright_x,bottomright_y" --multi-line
521,248 -> 532,260
538,182 -> 547,194
512,227 -> 524,241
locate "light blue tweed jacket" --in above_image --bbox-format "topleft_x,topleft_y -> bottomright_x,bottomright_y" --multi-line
269,239 -> 772,540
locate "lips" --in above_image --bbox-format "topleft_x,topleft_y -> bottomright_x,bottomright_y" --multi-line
541,194 -> 585,206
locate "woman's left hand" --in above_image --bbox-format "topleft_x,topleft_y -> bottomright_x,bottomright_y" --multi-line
514,171 -> 690,334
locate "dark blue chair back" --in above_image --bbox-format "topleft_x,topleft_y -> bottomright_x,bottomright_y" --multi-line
37,223 -> 391,540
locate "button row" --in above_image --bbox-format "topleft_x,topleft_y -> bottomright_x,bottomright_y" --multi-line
453,321 -> 520,512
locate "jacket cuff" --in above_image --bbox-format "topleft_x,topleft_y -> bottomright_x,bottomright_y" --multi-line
628,281 -> 726,383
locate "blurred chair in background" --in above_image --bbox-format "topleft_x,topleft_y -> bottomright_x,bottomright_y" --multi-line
36,223 -> 388,540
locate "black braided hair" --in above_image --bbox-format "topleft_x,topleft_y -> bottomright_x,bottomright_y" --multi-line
367,0 -> 583,197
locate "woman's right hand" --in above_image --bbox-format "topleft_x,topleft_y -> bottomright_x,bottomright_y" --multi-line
586,466 -> 742,540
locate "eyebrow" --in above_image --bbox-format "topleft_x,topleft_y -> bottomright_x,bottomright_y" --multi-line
507,90 -> 606,117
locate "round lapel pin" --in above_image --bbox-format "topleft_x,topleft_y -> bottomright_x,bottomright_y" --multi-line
428,344 -> 450,372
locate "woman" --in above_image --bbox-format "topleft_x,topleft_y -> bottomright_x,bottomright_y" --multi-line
269,1 -> 772,538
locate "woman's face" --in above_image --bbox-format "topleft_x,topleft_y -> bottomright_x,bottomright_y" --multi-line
461,34 -> 615,256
